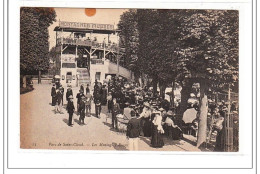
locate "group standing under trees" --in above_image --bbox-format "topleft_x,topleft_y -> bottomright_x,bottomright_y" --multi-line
118,9 -> 238,147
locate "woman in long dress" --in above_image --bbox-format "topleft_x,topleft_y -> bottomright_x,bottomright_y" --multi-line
138,103 -> 152,137
151,112 -> 164,148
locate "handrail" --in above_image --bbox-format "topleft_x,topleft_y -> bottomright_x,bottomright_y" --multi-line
57,37 -> 119,51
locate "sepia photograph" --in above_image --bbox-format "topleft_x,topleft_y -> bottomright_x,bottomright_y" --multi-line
20,8 -> 239,152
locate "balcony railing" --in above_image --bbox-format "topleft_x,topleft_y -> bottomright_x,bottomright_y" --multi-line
57,38 -> 119,52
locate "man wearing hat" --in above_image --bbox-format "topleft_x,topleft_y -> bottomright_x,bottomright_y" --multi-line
56,88 -> 63,114
66,95 -> 75,126
94,98 -> 102,118
85,91 -> 93,117
76,89 -> 84,114
51,84 -> 56,106
78,96 -> 86,124
60,85 -> 64,105
107,91 -> 113,113
111,98 -> 120,130
80,84 -> 84,95
126,110 -> 141,151
66,85 -> 73,103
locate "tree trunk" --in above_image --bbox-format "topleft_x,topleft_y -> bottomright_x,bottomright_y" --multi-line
38,70 -> 41,84
197,81 -> 208,147
152,77 -> 158,96
179,80 -> 193,115
159,81 -> 166,99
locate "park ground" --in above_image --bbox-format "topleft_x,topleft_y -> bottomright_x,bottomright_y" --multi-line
20,83 -> 202,151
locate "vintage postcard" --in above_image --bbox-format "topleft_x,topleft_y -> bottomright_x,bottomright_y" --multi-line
20,8 -> 239,152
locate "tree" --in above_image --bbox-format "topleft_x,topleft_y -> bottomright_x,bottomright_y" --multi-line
20,7 -> 56,83
175,10 -> 238,147
118,10 -> 238,148
118,10 -> 140,78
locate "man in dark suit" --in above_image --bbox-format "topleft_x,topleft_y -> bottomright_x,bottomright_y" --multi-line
126,110 -> 141,151
66,86 -> 73,103
86,84 -> 90,94
60,85 -> 64,105
76,89 -> 84,114
95,99 -> 101,118
51,84 -> 56,106
66,95 -> 75,126
78,96 -> 86,125
111,98 -> 120,130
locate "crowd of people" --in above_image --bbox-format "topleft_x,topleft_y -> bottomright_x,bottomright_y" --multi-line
50,76 -> 238,151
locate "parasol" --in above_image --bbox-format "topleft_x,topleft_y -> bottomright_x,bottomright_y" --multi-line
182,108 -> 197,124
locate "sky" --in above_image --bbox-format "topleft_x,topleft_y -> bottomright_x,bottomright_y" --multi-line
48,8 -> 128,49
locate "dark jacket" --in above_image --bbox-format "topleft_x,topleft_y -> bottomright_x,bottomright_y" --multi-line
76,93 -> 84,104
126,118 -> 141,138
86,87 -> 90,94
66,90 -> 73,101
79,100 -> 85,116
67,101 -> 75,114
51,87 -> 56,97
112,102 -> 121,115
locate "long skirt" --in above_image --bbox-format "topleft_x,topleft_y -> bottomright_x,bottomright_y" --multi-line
142,117 -> 151,137
151,125 -> 164,148
214,129 -> 224,152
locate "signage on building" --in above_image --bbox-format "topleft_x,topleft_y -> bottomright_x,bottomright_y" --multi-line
59,21 -> 115,31
62,55 -> 76,62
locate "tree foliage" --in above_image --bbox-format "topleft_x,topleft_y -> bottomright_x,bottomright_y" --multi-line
20,7 -> 56,75
118,9 -> 139,75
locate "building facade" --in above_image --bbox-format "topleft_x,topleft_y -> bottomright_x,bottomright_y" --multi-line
54,21 -> 133,87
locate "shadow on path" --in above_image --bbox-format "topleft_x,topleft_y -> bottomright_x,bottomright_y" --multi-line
63,118 -> 68,124
182,135 -> 197,146
139,136 -> 152,147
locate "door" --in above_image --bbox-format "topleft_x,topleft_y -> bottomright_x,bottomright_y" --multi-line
66,72 -> 72,83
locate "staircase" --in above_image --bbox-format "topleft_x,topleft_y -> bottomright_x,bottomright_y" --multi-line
77,68 -> 91,86
108,61 -> 132,80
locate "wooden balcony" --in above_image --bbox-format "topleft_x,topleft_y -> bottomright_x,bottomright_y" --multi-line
57,38 -> 119,52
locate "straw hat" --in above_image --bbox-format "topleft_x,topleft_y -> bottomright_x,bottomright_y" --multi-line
158,108 -> 165,112
166,110 -> 174,116
143,102 -> 150,108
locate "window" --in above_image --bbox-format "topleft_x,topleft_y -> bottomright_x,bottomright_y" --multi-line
95,72 -> 101,80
